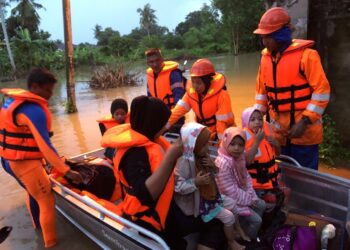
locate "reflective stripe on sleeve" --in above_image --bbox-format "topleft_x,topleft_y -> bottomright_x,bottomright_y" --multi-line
177,100 -> 190,111
306,103 -> 325,115
216,112 -> 233,121
311,93 -> 330,101
171,82 -> 184,90
255,94 -> 267,101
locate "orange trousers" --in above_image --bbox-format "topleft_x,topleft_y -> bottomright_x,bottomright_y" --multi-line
3,159 -> 56,248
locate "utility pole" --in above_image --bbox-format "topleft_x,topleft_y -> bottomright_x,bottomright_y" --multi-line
62,0 -> 77,112
0,0 -> 16,72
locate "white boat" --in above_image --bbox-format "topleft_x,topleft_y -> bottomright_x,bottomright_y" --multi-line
50,135 -> 350,249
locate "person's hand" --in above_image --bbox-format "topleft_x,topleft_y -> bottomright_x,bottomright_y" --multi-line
194,171 -> 211,186
254,128 -> 265,144
199,156 -> 216,169
266,136 -> 278,147
64,170 -> 83,185
168,138 -> 183,159
288,120 -> 307,138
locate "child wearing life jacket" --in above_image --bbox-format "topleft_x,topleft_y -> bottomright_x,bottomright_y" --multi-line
97,98 -> 129,161
174,122 -> 247,250
97,98 -> 129,135
215,127 -> 266,240
241,107 -> 281,193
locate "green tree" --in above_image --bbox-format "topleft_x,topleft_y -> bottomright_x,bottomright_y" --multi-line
8,0 -> 44,38
212,0 -> 264,55
175,3 -> 218,35
136,3 -> 157,40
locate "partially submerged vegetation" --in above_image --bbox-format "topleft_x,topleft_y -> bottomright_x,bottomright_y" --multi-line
90,63 -> 142,89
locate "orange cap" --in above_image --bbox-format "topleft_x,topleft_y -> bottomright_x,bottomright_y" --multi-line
253,7 -> 290,35
190,59 -> 215,77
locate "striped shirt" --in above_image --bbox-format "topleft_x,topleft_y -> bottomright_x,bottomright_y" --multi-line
215,152 -> 258,216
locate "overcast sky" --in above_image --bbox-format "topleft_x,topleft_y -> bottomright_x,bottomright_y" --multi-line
7,0 -> 211,44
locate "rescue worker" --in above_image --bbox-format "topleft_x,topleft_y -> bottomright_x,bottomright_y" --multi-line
145,48 -> 185,133
166,58 -> 236,141
253,7 -> 331,170
97,98 -> 129,135
0,68 -> 83,248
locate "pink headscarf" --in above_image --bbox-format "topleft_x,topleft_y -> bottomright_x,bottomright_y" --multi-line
241,106 -> 262,128
218,127 -> 248,188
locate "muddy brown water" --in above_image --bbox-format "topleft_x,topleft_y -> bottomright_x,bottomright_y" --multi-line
0,53 -> 349,249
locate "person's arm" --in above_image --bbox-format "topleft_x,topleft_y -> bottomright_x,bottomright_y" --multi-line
170,70 -> 185,104
301,48 -> 331,123
165,93 -> 191,129
174,158 -> 198,195
215,156 -> 254,206
15,104 -> 82,183
215,91 -> 236,140
254,66 -> 268,113
145,139 -> 183,200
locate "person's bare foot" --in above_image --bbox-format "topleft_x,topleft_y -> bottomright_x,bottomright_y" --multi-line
229,240 -> 245,250
234,222 -> 250,242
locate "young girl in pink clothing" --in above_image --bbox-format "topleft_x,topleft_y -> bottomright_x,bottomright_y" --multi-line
215,127 -> 266,240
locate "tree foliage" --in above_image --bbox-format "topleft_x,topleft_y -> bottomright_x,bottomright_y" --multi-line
212,0 -> 264,55
137,3 -> 157,39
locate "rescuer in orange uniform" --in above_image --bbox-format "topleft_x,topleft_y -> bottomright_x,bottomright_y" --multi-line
145,48 -> 185,133
253,7 -> 331,170
0,69 -> 83,248
166,58 -> 235,141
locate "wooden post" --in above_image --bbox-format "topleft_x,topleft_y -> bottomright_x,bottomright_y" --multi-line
62,0 -> 77,113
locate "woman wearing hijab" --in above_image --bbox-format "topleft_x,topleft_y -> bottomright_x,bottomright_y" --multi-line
165,59 -> 235,141
101,95 -> 182,236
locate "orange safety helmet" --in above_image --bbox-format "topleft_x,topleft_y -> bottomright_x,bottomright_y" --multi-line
190,59 -> 215,77
253,7 -> 290,35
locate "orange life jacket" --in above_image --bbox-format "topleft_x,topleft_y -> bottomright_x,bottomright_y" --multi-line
101,124 -> 174,231
244,122 -> 279,190
97,113 -> 130,134
0,88 -> 51,160
147,61 -> 182,109
186,73 -> 226,137
260,39 -> 314,124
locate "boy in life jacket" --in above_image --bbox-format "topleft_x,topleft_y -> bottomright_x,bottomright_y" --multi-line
97,98 -> 129,135
97,98 -> 129,161
0,68 -> 83,248
242,107 -> 283,206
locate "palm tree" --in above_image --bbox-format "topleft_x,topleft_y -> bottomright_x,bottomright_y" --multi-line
137,3 -> 157,40
0,0 -> 16,71
10,0 -> 44,34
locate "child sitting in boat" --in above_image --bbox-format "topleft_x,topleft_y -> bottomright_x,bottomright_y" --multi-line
174,122 -> 247,250
97,98 -> 130,160
241,107 -> 281,202
215,127 -> 266,240
97,98 -> 130,135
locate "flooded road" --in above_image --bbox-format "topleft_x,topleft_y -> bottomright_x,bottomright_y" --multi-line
0,53 -> 349,249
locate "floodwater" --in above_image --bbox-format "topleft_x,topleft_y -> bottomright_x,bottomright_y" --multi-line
0,53 -> 349,249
